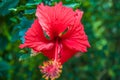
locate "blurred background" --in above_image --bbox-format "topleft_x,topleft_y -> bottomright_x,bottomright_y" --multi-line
0,0 -> 120,80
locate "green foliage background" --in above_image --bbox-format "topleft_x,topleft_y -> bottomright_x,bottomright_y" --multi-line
0,0 -> 120,80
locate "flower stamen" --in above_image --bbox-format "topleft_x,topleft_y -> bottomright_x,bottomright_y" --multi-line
39,60 -> 62,80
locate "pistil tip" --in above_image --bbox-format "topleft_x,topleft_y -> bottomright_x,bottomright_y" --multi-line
39,60 -> 62,80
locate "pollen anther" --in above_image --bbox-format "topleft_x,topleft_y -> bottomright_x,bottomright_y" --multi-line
39,60 -> 62,80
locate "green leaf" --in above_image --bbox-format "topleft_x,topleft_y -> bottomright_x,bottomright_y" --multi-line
64,3 -> 80,9
10,4 -> 36,12
0,59 -> 11,71
15,17 -> 33,43
0,0 -> 19,16
19,54 -> 31,61
108,69 -> 115,77
34,0 -> 42,4
0,36 -> 8,51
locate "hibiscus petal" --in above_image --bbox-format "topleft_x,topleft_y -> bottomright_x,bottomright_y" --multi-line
36,2 -> 76,39
62,10 -> 90,52
19,19 -> 54,52
42,44 -> 77,64
60,45 -> 77,64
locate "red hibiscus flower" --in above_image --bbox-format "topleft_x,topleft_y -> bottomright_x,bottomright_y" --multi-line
19,2 -> 90,80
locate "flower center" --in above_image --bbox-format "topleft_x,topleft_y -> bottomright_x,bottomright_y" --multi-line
39,60 -> 62,80
54,36 -> 61,43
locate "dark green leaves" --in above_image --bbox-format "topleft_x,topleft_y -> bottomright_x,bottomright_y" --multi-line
0,59 -> 11,71
0,0 -> 19,16
19,54 -> 31,61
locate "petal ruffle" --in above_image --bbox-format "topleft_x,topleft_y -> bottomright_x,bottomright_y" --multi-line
36,2 -> 76,39
19,19 -> 54,52
62,10 -> 90,52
